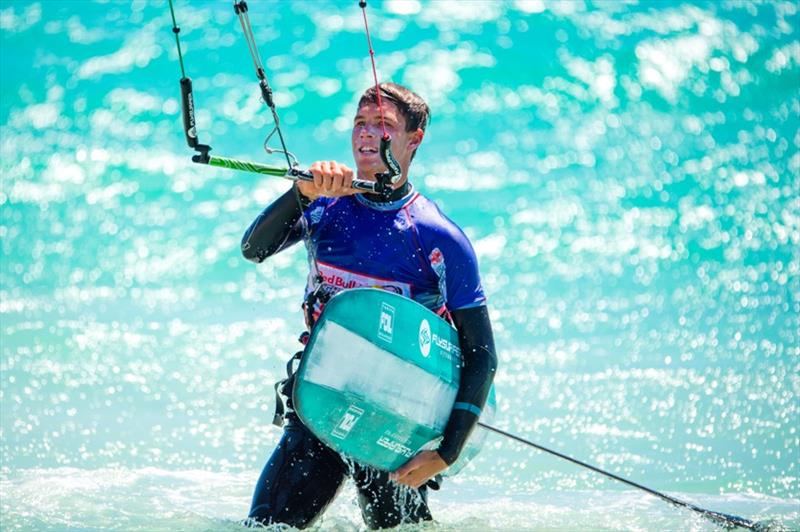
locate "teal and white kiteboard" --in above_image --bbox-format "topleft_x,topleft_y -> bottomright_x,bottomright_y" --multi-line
293,287 -> 495,474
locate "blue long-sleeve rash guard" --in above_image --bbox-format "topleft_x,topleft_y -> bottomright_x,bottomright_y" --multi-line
242,184 -> 497,465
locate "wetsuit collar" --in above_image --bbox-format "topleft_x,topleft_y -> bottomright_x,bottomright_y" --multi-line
356,182 -> 415,211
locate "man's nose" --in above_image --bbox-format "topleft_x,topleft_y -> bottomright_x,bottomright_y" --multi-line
359,124 -> 379,138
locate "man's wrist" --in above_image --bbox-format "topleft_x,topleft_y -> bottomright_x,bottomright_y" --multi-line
293,183 -> 315,208
437,407 -> 481,466
436,441 -> 459,466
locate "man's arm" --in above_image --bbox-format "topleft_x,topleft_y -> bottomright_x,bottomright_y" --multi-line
241,161 -> 359,263
437,305 -> 497,464
241,185 -> 309,263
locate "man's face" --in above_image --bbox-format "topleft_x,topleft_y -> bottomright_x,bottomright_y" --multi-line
351,100 -> 422,182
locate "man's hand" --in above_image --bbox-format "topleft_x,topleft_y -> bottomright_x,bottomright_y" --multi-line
389,450 -> 448,489
297,160 -> 358,201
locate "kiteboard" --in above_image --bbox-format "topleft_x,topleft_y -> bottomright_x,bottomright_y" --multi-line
293,287 -> 495,474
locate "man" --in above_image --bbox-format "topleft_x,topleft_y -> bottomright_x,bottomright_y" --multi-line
241,82 -> 497,529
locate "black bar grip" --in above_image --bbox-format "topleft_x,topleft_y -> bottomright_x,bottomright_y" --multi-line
289,167 -> 313,180
180,77 -> 198,148
288,168 -> 377,193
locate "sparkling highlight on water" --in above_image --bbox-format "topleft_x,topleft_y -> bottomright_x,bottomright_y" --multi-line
1,0 -> 798,529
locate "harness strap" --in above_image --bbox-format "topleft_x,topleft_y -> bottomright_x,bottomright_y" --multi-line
302,274 -> 331,330
271,379 -> 286,427
274,279 -> 331,428
272,348 -> 304,427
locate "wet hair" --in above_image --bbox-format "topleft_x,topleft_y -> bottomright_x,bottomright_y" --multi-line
358,82 -> 430,160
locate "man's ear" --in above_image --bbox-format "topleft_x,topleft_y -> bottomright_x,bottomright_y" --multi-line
408,129 -> 424,150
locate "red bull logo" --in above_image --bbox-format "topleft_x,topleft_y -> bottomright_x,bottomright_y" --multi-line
429,248 -> 444,267
316,262 -> 412,297
321,271 -> 359,289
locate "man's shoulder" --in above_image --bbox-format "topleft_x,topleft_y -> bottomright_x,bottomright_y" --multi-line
406,193 -> 474,247
406,193 -> 460,229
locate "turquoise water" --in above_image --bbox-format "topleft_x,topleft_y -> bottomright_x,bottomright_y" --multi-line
1,0 -> 798,530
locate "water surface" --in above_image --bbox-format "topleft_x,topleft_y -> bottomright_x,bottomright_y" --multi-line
1,0 -> 798,530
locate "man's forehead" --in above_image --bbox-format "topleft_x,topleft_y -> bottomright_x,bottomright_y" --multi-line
355,100 -> 401,118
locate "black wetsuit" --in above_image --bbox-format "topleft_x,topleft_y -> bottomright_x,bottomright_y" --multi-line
242,184 -> 497,529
